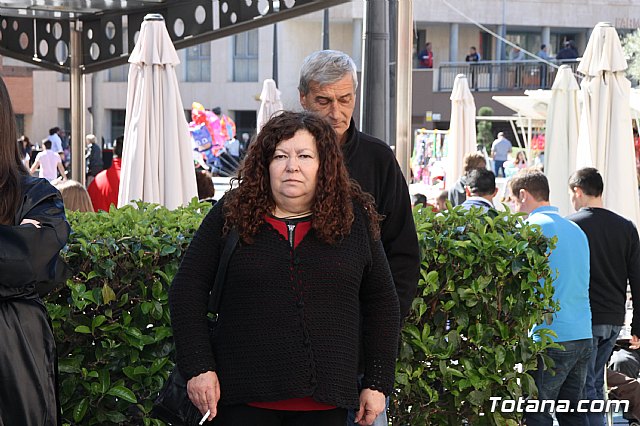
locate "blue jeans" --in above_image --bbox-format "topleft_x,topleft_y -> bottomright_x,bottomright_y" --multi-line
585,324 -> 622,426
525,338 -> 592,426
493,160 -> 506,177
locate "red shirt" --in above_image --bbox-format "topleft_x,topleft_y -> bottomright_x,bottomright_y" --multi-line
87,158 -> 121,212
246,215 -> 335,412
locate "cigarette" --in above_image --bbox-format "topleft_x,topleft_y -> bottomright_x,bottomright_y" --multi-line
199,410 -> 211,425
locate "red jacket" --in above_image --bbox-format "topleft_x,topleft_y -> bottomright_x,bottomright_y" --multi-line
88,158 -> 121,212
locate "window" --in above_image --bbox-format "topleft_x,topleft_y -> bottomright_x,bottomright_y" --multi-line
110,110 -> 126,144
185,43 -> 211,82
233,30 -> 259,82
15,114 -> 24,137
232,110 -> 257,139
108,64 -> 129,82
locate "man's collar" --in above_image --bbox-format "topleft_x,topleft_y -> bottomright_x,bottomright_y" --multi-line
466,196 -> 494,207
530,205 -> 559,215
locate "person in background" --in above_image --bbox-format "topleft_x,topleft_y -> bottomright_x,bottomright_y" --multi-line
85,133 -> 103,187
537,44 -> 552,61
566,167 -> 640,426
0,74 -> 71,426
448,152 -> 487,207
225,135 -> 241,163
169,111 -> 400,426
509,169 -> 592,425
509,45 -> 525,61
55,179 -> 95,212
537,44 -> 552,87
87,136 -> 123,212
514,151 -> 528,170
436,189 -> 449,212
195,169 -> 215,202
30,139 -> 67,182
491,132 -> 513,177
460,168 -> 498,213
241,132 -> 251,152
18,135 -> 32,167
411,193 -> 427,208
465,46 -> 480,62
298,49 -> 419,426
465,46 -> 480,89
47,126 -> 64,158
418,42 -> 433,68
556,40 -> 579,60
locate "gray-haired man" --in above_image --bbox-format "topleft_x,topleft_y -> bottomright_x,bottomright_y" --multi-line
299,50 -> 420,426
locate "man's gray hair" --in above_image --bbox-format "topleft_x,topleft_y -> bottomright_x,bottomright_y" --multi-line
298,50 -> 358,95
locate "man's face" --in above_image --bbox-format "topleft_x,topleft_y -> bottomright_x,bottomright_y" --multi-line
300,74 -> 356,144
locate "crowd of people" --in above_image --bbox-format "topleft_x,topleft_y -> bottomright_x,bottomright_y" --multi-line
3,45 -> 640,426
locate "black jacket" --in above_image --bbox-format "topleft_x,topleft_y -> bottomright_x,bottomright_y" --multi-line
567,207 -> 640,334
169,200 -> 400,409
0,176 -> 70,426
341,120 -> 420,319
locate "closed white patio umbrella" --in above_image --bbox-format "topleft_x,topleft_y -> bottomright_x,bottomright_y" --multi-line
544,65 -> 580,215
447,74 -> 476,185
576,22 -> 640,225
257,78 -> 284,133
118,14 -> 197,210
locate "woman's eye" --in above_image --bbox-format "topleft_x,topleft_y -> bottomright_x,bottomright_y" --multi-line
274,154 -> 286,159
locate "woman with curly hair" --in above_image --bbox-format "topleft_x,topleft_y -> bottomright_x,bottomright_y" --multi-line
169,111 -> 400,426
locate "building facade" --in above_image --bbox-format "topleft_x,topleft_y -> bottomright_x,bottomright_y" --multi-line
2,0 -> 639,146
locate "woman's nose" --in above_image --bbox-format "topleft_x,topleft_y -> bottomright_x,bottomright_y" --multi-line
286,157 -> 299,171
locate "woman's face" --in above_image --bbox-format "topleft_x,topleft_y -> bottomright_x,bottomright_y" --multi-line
269,129 -> 320,214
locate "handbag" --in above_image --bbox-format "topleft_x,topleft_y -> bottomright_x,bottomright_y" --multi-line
152,229 -> 239,426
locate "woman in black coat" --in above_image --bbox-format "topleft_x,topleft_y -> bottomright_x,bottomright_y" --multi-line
0,76 -> 70,426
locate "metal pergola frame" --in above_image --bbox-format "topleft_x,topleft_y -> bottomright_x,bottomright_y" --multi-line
0,0 -> 350,182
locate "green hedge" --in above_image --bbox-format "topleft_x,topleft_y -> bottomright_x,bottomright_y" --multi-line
46,200 -> 211,425
45,201 -> 556,425
390,205 -> 558,425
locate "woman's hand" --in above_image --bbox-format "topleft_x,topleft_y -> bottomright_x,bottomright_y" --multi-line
186,371 -> 220,421
354,388 -> 385,425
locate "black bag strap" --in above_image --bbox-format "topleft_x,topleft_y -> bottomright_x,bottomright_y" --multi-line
207,228 -> 239,314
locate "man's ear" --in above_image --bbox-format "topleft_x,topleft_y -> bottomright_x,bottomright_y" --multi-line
299,91 -> 307,109
492,187 -> 499,198
571,186 -> 583,198
464,186 -> 471,197
519,188 -> 527,202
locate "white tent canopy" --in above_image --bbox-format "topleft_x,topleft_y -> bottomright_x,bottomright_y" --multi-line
576,22 -> 640,225
447,74 -> 477,183
118,14 -> 197,210
544,65 -> 581,215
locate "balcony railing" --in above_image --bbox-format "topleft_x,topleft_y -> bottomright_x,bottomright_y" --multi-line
437,59 -> 581,92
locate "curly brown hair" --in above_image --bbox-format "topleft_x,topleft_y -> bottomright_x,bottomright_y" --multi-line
223,111 -> 381,244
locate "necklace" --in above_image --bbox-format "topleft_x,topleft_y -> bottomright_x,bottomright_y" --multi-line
271,210 -> 312,220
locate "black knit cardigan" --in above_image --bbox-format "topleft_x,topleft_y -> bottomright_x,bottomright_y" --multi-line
169,199 -> 400,409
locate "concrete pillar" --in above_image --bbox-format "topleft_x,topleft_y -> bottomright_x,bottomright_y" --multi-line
70,20 -> 85,185
91,70 -> 105,148
352,18 -> 363,70
541,26 -> 551,50
496,24 -> 506,60
360,0 -> 389,142
322,9 -> 330,50
577,31 -> 588,55
395,0 -> 413,179
449,23 -> 459,62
